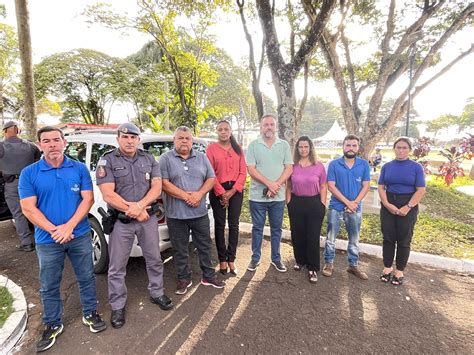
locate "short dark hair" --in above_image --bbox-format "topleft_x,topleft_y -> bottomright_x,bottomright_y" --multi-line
343,134 -> 360,144
393,136 -> 412,150
37,126 -> 64,141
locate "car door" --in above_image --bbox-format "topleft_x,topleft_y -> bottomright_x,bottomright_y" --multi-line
0,173 -> 13,221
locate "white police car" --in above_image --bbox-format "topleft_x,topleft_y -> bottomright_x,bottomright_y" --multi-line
64,130 -> 211,273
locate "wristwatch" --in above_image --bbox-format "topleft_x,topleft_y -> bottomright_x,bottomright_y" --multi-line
407,203 -> 415,209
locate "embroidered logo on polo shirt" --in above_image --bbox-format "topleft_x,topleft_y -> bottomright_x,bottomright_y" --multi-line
71,184 -> 80,192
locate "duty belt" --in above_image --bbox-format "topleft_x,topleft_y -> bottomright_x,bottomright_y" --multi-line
111,202 -> 161,224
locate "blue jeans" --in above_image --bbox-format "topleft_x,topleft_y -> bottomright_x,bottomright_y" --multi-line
324,209 -> 362,267
249,200 -> 285,263
36,233 -> 98,326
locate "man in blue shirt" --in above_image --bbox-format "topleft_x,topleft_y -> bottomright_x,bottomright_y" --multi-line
322,135 -> 370,280
19,127 -> 106,352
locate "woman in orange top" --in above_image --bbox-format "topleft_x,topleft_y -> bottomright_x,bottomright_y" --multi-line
206,120 -> 247,275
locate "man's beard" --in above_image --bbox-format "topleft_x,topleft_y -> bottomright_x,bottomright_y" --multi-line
343,151 -> 357,159
263,130 -> 274,138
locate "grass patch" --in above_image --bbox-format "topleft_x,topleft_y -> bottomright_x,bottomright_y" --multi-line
240,176 -> 474,259
0,286 -> 13,328
423,176 -> 474,224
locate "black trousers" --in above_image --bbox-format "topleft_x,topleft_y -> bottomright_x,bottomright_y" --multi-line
380,192 -> 419,271
167,215 -> 215,280
287,194 -> 326,271
209,182 -> 243,262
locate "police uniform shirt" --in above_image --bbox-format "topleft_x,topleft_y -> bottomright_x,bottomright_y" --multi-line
0,137 -> 41,175
95,148 -> 160,202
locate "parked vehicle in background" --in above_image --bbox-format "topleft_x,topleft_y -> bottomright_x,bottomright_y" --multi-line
0,173 -> 13,222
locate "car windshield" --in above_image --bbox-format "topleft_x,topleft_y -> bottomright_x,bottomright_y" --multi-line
142,141 -> 207,160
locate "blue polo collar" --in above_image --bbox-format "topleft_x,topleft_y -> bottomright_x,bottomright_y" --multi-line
39,156 -> 74,171
336,156 -> 364,168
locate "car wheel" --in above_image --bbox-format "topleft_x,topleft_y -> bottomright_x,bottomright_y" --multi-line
89,217 -> 109,274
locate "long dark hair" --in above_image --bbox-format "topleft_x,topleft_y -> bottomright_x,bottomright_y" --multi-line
217,120 -> 242,156
293,135 -> 317,165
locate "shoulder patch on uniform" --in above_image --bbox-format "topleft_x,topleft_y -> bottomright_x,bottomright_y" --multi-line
97,165 -> 107,178
98,159 -> 107,166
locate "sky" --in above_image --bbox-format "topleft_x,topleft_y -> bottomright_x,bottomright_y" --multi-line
3,0 -> 474,137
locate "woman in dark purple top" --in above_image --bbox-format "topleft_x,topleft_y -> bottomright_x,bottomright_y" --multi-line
286,136 -> 327,283
378,137 -> 426,285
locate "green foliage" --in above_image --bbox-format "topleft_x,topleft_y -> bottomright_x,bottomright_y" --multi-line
298,96 -> 343,138
427,114 -> 458,135
0,286 -> 13,327
34,49 -> 135,124
0,22 -> 18,82
240,176 -> 474,259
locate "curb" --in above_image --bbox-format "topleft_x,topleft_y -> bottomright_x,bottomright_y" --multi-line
0,275 -> 28,354
239,223 -> 474,274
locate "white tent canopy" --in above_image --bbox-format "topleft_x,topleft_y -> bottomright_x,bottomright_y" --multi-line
314,120 -> 347,141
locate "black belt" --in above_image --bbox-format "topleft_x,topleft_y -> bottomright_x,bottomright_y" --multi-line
111,202 -> 161,224
4,174 -> 20,183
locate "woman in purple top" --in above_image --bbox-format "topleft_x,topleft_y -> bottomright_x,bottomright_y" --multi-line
286,136 -> 327,283
378,137 -> 426,286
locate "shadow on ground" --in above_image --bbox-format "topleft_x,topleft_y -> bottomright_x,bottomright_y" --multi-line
1,220 -> 472,354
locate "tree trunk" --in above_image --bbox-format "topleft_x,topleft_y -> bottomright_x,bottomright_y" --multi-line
15,0 -> 36,140
256,0 -> 335,147
0,82 -> 4,126
272,70 -> 297,147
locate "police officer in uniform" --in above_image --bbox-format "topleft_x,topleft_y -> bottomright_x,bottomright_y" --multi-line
96,123 -> 173,329
0,120 -> 41,251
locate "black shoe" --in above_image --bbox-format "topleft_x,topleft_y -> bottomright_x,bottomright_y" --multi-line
16,244 -> 35,252
150,294 -> 174,311
110,309 -> 125,329
82,310 -> 107,333
36,324 -> 64,352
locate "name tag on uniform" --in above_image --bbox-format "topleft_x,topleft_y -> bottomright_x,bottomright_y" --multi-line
113,167 -> 126,171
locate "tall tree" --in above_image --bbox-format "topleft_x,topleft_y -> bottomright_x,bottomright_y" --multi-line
316,0 -> 474,157
83,0 -> 224,131
236,0 -> 265,120
14,0 -> 36,140
0,16 -> 18,124
254,0 -> 336,145
35,49 -> 134,124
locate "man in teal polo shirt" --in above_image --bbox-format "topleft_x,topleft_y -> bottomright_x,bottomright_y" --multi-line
19,126 -> 106,352
246,114 -> 293,272
322,134 -> 370,280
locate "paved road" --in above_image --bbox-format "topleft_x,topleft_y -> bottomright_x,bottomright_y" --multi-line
1,220 -> 473,354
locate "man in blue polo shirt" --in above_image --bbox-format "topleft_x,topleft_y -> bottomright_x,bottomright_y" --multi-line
19,126 -> 106,352
322,134 -> 370,280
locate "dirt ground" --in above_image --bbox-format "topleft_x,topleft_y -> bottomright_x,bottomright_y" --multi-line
1,220 -> 473,354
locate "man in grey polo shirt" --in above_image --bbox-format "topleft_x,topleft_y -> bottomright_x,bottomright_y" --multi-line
246,114 -> 293,272
160,126 -> 225,295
